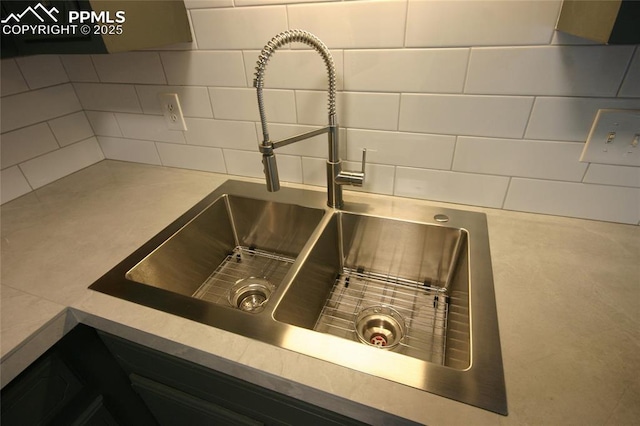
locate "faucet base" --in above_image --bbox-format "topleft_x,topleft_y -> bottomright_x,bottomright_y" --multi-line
327,161 -> 343,209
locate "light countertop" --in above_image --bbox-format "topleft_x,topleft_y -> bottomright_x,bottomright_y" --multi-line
1,160 -> 638,425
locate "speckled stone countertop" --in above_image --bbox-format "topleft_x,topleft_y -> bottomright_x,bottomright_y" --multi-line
2,161 -> 638,425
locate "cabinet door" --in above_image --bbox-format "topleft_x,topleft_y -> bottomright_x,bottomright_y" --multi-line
99,332 -> 368,426
0,353 -> 84,425
1,324 -> 157,426
54,393 -> 120,426
131,374 -> 263,426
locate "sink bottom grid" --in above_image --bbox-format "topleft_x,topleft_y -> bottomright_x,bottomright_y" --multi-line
314,267 -> 449,364
192,246 -> 294,307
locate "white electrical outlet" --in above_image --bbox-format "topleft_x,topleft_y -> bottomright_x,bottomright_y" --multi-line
158,93 -> 187,131
580,109 -> 640,167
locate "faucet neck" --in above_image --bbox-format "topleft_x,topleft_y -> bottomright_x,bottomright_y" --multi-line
255,30 -> 364,210
253,29 -> 337,143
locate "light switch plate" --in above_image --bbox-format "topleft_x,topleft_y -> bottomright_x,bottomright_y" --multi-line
580,109 -> 640,167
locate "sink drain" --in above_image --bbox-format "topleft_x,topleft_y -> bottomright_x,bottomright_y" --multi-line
228,277 -> 274,313
355,306 -> 405,349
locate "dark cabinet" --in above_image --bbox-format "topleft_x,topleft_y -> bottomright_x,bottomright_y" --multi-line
556,0 -> 640,44
0,353 -> 84,425
1,325 -> 368,425
98,332 -> 368,426
130,374 -> 263,426
0,325 -> 155,425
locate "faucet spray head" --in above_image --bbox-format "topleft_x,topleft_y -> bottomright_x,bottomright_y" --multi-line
262,152 -> 280,192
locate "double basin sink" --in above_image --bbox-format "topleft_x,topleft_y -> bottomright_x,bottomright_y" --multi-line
90,180 -> 507,415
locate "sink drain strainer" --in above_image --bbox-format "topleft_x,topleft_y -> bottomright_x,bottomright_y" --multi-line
228,277 -> 274,313
355,306 -> 405,349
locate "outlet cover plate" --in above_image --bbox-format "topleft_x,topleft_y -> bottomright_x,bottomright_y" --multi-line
580,109 -> 640,167
158,93 -> 187,131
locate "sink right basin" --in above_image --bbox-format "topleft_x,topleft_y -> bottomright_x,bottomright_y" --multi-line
274,211 -> 471,370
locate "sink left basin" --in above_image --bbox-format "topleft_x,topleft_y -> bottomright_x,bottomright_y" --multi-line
90,182 -> 326,318
126,194 -> 324,310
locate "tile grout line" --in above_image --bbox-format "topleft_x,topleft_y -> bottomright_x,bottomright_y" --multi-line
615,45 -> 636,98
521,96 -> 537,139
499,176 -> 514,210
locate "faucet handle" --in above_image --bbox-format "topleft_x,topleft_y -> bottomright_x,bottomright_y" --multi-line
359,148 -> 367,174
336,148 -> 367,187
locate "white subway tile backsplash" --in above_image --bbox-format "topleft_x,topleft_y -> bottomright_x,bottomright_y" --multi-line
16,55 -> 68,89
242,50 -> 344,91
190,6 -> 287,50
156,142 -> 226,173
294,90 -> 334,126
184,118 -> 257,150
92,52 -> 166,85
1,59 -> 28,97
287,0 -> 406,49
619,48 -> 640,98
73,83 -> 141,113
160,51 -> 246,87
97,136 -> 161,165
0,1 -> 635,226
1,123 -> 58,169
48,112 -> 94,147
301,157 -> 324,187
346,129 -> 455,170
525,97 -> 640,142
183,0 -> 233,8
19,138 -> 104,189
344,49 -> 468,93
236,0 -> 328,5
59,55 -> 99,82
222,149 -> 263,179
551,31 -> 600,46
406,0 -> 560,47
453,137 -> 587,181
209,87 -> 296,123
1,166 -> 31,204
115,113 -> 185,144
296,91 -> 400,130
465,46 -> 634,97
135,86 -> 212,118
504,178 -> 640,224
583,164 -> 640,188
399,94 -> 533,138
1,84 -> 82,133
394,167 -> 510,208
86,111 -> 122,137
341,92 -> 400,130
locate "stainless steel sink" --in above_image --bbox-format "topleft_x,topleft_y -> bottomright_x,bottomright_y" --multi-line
90,180 -> 507,415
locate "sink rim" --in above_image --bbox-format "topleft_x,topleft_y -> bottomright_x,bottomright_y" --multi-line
89,179 -> 507,415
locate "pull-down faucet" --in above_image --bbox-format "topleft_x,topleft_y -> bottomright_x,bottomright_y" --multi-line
253,29 -> 366,209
